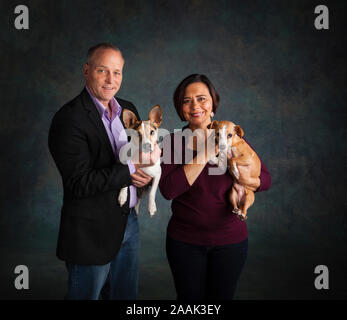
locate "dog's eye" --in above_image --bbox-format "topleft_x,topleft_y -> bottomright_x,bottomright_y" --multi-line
150,130 -> 155,136
227,133 -> 233,138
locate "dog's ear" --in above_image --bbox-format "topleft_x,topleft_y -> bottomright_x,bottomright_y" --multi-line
234,125 -> 244,137
122,109 -> 140,129
207,120 -> 218,129
149,105 -> 162,128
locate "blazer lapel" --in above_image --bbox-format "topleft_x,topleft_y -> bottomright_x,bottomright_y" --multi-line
80,88 -> 115,158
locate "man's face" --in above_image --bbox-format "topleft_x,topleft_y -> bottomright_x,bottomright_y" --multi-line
84,48 -> 124,107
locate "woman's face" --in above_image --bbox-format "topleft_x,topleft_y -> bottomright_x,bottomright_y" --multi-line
182,82 -> 213,130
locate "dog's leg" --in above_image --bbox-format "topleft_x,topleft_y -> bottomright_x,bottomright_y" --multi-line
230,185 -> 241,215
238,189 -> 255,221
148,173 -> 161,217
231,160 -> 240,180
118,187 -> 128,207
134,198 -> 141,215
237,176 -> 260,192
231,155 -> 252,167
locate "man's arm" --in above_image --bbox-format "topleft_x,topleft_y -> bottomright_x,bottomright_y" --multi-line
48,112 -> 132,198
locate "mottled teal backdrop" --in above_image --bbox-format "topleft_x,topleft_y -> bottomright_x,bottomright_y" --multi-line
0,0 -> 346,299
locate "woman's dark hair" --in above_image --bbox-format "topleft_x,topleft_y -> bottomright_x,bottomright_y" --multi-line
173,74 -> 220,121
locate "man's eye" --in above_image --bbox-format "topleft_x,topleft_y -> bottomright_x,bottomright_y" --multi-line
114,72 -> 120,75
98,69 -> 105,73
227,133 -> 233,138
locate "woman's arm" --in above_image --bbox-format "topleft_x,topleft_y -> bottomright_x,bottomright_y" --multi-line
159,133 -> 214,200
256,160 -> 271,192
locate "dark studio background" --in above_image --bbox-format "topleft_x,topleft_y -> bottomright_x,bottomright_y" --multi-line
0,0 -> 346,300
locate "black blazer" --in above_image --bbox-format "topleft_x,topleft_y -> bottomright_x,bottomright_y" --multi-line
48,88 -> 140,265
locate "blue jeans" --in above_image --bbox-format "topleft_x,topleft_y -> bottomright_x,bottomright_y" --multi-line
65,208 -> 140,300
166,236 -> 248,300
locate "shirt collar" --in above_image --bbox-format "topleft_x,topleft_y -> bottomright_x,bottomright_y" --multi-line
85,85 -> 122,119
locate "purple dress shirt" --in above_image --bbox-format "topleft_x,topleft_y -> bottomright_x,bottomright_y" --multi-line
86,86 -> 137,208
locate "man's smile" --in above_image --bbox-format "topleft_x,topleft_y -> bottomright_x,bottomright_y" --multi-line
102,86 -> 115,90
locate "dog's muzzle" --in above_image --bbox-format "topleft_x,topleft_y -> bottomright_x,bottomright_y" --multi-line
142,142 -> 152,153
219,144 -> 227,150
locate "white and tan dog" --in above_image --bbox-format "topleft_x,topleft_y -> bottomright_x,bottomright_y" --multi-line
118,105 -> 162,217
209,120 -> 261,220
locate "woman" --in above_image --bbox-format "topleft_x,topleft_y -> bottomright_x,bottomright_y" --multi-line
159,74 -> 271,300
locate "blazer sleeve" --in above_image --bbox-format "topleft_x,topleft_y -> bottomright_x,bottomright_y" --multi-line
48,111 -> 132,199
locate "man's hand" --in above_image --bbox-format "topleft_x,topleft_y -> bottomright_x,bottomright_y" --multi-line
133,144 -> 161,169
131,169 -> 152,188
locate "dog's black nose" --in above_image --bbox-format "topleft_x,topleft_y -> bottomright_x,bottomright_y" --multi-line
142,143 -> 152,153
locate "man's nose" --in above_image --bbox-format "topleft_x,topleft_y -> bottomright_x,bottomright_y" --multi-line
105,72 -> 112,83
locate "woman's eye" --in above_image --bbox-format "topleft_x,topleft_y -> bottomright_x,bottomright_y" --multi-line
198,97 -> 205,102
183,100 -> 190,104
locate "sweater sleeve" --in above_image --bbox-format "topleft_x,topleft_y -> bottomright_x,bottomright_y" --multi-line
243,137 -> 271,193
159,133 -> 191,200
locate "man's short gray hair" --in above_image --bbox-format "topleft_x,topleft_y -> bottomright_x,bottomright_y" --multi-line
86,43 -> 123,65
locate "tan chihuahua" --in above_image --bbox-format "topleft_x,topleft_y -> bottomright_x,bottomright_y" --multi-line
209,120 -> 261,220
118,105 -> 162,217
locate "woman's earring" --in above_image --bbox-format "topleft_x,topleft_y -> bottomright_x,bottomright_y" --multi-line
210,112 -> 215,118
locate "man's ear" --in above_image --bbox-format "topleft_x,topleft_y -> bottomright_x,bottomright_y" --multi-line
234,125 -> 244,137
122,109 -> 140,129
149,105 -> 162,128
83,63 -> 89,78
207,120 -> 218,129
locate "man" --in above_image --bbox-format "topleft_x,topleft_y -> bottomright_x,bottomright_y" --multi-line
48,43 -> 161,300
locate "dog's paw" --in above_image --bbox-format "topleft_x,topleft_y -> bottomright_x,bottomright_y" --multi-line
148,201 -> 157,217
232,208 -> 241,214
238,213 -> 248,221
118,187 -> 128,207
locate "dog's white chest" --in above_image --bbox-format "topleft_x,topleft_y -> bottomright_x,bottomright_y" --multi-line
140,159 -> 161,177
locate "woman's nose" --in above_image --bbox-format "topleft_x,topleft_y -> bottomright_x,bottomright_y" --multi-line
191,99 -> 199,108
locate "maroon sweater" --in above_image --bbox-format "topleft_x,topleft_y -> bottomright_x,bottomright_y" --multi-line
159,132 -> 271,246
